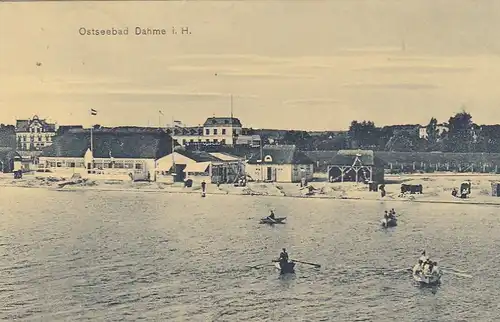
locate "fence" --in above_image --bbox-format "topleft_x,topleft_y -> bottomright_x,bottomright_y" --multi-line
305,151 -> 500,174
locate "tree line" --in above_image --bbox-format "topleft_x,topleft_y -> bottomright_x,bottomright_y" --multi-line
277,111 -> 500,153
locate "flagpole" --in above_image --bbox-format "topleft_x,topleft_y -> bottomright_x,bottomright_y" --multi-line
171,115 -> 176,181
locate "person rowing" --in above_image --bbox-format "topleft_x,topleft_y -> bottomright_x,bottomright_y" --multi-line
279,248 -> 289,265
268,210 -> 276,221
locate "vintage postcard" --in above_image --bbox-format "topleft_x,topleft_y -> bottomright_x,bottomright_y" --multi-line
0,0 -> 497,321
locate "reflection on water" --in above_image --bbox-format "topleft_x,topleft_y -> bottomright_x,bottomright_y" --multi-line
0,186 -> 500,321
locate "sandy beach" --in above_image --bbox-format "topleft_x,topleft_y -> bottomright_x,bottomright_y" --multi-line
2,172 -> 500,207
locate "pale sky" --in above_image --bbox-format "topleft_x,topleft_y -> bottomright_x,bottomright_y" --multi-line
1,0 -> 500,130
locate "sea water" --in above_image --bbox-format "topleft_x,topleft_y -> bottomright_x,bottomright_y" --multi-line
0,186 -> 499,321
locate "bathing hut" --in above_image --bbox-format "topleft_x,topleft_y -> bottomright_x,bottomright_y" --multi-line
327,149 -> 385,183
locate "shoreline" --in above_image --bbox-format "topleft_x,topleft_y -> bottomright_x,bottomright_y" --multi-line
2,173 -> 500,207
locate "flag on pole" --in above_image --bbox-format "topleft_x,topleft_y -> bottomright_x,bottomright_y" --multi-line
159,110 -> 164,115
90,109 -> 98,116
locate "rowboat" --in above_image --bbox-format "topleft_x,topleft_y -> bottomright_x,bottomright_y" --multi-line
274,261 -> 295,274
381,217 -> 397,227
412,263 -> 442,285
259,217 -> 286,224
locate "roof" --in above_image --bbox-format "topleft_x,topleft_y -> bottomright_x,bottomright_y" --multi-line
0,147 -> 20,160
184,162 -> 211,173
41,129 -> 173,159
209,152 -> 240,161
329,149 -> 385,166
203,117 -> 242,127
177,150 -> 222,162
169,127 -> 203,136
16,115 -> 56,132
246,144 -> 314,165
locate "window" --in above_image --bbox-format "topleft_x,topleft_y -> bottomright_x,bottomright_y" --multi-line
206,139 -> 210,142
221,139 -> 226,144
214,139 -> 218,143
190,139 -> 194,143
205,129 -> 210,135
69,162 -> 76,168
214,129 -> 218,135
182,139 -> 186,145
135,164 -> 142,170
264,155 -> 273,162
222,129 -> 226,135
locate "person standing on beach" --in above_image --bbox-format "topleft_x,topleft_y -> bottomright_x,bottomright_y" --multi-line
201,180 -> 206,193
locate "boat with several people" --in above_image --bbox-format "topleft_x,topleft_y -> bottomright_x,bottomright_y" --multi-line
381,209 -> 397,227
412,250 -> 442,285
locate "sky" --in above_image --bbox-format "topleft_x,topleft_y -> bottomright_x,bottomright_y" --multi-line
1,0 -> 500,130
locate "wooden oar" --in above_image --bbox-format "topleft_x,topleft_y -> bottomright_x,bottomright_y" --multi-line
248,262 -> 273,269
442,266 -> 469,274
442,270 -> 472,278
291,259 -> 321,268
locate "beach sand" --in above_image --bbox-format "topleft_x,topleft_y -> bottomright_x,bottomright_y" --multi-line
1,172 -> 500,206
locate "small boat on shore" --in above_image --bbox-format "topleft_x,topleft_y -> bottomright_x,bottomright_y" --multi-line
412,263 -> 442,285
259,217 -> 286,224
381,217 -> 397,227
275,261 -> 295,274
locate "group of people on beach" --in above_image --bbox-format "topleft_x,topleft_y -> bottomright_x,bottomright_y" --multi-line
415,250 -> 439,275
384,208 -> 396,220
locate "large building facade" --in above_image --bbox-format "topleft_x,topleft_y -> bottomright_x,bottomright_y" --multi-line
169,117 -> 260,147
15,115 -> 56,152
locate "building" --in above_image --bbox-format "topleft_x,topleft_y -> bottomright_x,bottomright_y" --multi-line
245,144 -> 314,183
38,128 -> 173,181
169,126 -> 204,146
16,115 -> 57,152
202,116 -> 242,145
0,148 -> 22,173
419,123 -> 448,140
327,149 -> 385,183
155,149 -> 244,183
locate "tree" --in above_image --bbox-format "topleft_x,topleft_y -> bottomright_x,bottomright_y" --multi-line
348,120 -> 378,148
282,130 -> 311,148
426,117 -> 439,144
445,111 -> 473,152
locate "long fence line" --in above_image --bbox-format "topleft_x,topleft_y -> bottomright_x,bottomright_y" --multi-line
305,151 -> 500,173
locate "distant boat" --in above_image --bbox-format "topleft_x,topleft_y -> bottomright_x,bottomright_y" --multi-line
259,217 -> 286,224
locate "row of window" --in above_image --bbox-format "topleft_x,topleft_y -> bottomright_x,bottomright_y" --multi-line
17,143 -> 47,150
205,128 -> 240,135
43,161 -> 143,169
179,138 -> 226,145
18,136 -> 52,142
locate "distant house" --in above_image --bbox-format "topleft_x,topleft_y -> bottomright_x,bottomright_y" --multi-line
202,117 -> 242,145
245,144 -> 314,183
419,123 -> 448,140
327,149 -> 385,183
15,115 -> 57,152
0,148 -> 22,173
39,129 -> 172,181
155,149 -> 244,184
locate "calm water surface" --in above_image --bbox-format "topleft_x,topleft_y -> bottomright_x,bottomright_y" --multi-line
1,186 -> 500,321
